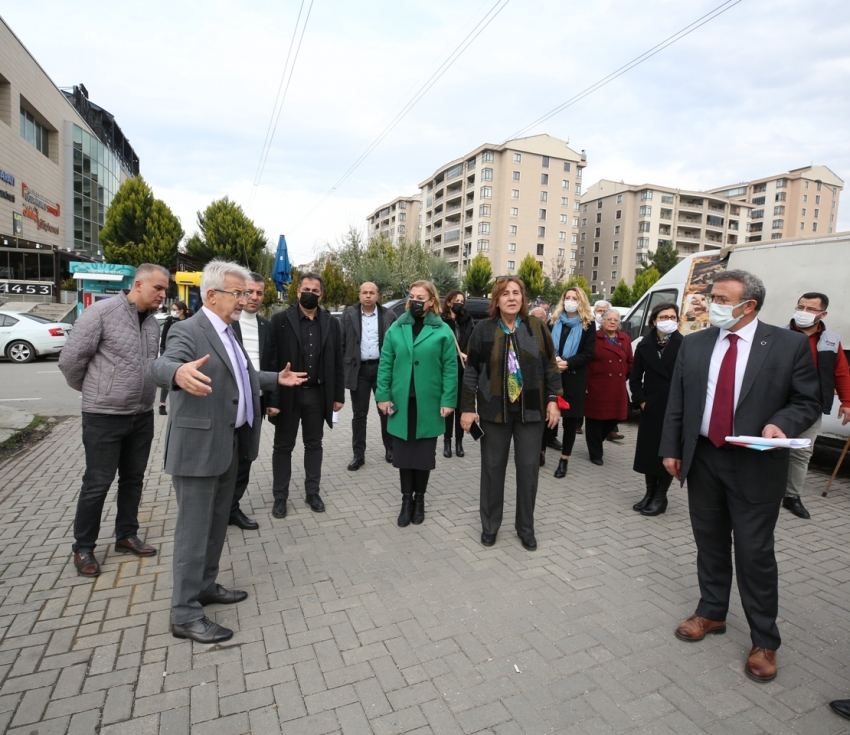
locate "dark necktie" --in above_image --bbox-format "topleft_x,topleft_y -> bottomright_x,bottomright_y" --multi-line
708,333 -> 739,448
225,325 -> 254,427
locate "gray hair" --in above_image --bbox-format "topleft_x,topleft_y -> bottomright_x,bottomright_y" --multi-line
713,269 -> 766,311
200,259 -> 251,301
135,263 -> 169,281
594,299 -> 611,311
601,308 -> 620,322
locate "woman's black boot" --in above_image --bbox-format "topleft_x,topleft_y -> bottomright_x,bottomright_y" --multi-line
455,437 -> 465,457
554,458 -> 569,478
412,493 -> 425,524
443,439 -> 452,458
398,495 -> 413,526
633,476 -> 656,512
641,475 -> 670,516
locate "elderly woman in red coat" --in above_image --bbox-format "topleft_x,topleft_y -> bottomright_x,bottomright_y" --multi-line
584,309 -> 633,465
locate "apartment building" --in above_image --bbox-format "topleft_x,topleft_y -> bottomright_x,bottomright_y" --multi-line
417,134 -> 587,279
709,165 -> 843,243
575,180 -> 752,296
366,194 -> 421,245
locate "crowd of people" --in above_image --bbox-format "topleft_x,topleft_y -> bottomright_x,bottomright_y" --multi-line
56,259 -> 850,716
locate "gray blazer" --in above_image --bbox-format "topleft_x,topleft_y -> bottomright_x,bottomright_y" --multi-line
658,320 -> 821,502
151,309 -> 279,477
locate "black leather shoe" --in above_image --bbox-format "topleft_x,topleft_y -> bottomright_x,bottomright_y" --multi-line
782,496 -> 811,519
590,457 -> 604,466
830,699 -> 850,721
73,551 -> 100,577
554,458 -> 568,478
198,584 -> 248,606
547,437 -> 563,451
306,495 -> 325,513
172,616 -> 233,643
480,532 -> 496,547
115,536 -> 157,556
518,534 -> 537,551
158,405 -> 167,415
385,448 -> 393,463
272,499 -> 288,518
540,451 -> 546,467
443,439 -> 452,458
347,456 -> 365,471
455,439 -> 464,458
229,510 -> 259,530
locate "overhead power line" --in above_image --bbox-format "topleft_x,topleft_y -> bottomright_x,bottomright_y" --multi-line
290,0 -> 512,235
506,0 -> 743,142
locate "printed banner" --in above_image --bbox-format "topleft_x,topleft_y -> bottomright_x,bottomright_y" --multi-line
680,254 -> 729,335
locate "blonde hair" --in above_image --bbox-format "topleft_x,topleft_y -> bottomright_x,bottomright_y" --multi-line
550,287 -> 593,329
407,280 -> 441,315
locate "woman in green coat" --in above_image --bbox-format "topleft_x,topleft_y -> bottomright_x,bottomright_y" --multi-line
377,281 -> 458,527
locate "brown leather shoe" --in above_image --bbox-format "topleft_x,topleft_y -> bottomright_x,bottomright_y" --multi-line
115,536 -> 157,557
745,646 -> 777,682
73,551 -> 100,577
675,613 -> 726,641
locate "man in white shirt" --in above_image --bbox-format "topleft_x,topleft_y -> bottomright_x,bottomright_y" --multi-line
229,273 -> 278,530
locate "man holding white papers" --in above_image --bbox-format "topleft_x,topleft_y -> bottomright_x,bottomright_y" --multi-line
781,292 -> 850,519
660,270 -> 820,683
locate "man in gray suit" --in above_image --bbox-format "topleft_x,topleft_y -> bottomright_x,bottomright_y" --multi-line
152,260 -> 306,643
660,270 -> 820,682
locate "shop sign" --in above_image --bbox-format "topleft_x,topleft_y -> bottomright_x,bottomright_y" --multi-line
0,281 -> 54,296
0,169 -> 14,186
12,212 -> 23,235
0,189 -> 14,203
23,205 -> 60,235
21,182 -> 60,217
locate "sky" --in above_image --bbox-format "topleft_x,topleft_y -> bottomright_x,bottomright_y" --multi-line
5,0 -> 850,265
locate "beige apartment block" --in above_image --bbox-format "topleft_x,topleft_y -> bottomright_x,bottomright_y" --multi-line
417,134 -> 587,281
576,180 -> 752,297
709,165 -> 843,243
366,194 -> 421,245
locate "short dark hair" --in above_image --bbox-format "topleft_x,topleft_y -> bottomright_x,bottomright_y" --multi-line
712,269 -> 766,311
487,276 -> 529,321
648,301 -> 679,327
248,272 -> 265,284
299,271 -> 324,291
800,291 -> 829,309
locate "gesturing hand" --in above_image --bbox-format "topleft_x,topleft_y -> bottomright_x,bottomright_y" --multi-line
278,362 -> 308,386
175,354 -> 213,397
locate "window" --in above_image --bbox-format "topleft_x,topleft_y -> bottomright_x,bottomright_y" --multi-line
479,204 -> 491,216
592,270 -> 598,281
774,205 -> 784,215
510,207 -> 518,217
615,210 -> 622,219
580,233 -> 586,241
507,260 -> 515,270
775,192 -> 786,202
637,237 -> 649,249
813,208 -> 820,218
775,178 -> 786,189
580,246 -> 585,255
816,195 -> 821,205
482,151 -> 494,163
482,168 -> 493,181
753,183 -> 767,193
478,222 -> 490,234
558,248 -> 565,258
804,181 -> 809,189
772,219 -> 784,229
562,180 -> 570,189
399,213 -> 406,222
539,209 -> 547,220
477,239 -> 489,251
614,225 -> 620,235
541,173 -> 549,185
611,271 -> 618,280
802,208 -> 807,216
641,189 -> 653,200
19,107 -> 50,157
512,171 -> 521,182
751,209 -> 764,219
513,152 -> 521,163
592,256 -> 599,267
511,189 -> 520,199
576,168 -> 582,179
480,186 -> 492,199
594,227 -> 600,237
581,218 -> 587,227
813,222 -> 818,232
617,194 -> 623,204
573,217 -> 579,227
540,191 -> 548,202
467,156 -> 476,169
561,197 -> 569,207
638,221 -> 651,232
508,242 -> 516,252
574,200 -> 580,211
559,214 -> 567,224
575,183 -> 581,194
593,242 -> 600,253
800,222 -> 805,230
571,233 -> 577,244
537,244 -> 545,256
541,156 -> 549,168
803,194 -> 808,202
639,205 -> 652,216
579,260 -> 584,269
661,194 -> 674,204
537,226 -> 546,237
613,240 -> 620,250
563,161 -> 571,172
817,182 -> 822,191
612,255 -> 619,265
596,213 -> 602,223
559,231 -> 566,242
752,196 -> 766,205
509,225 -> 517,235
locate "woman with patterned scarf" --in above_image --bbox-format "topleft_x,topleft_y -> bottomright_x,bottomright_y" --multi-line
461,277 -> 561,551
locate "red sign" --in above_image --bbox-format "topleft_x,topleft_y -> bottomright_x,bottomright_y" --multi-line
21,182 -> 60,217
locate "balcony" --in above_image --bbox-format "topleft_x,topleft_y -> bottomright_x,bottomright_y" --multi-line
676,228 -> 701,241
660,209 -> 673,221
708,203 -> 726,212
658,226 -> 672,236
677,215 -> 702,225
444,229 -> 461,242
705,215 -> 724,229
447,163 -> 463,181
680,199 -> 704,209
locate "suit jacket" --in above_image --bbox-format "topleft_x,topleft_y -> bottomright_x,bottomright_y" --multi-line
270,304 -> 344,427
658,320 -> 821,502
340,302 -> 397,389
151,309 -> 279,477
232,313 -> 278,413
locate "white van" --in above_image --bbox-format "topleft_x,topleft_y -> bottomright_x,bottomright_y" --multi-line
621,233 -> 850,446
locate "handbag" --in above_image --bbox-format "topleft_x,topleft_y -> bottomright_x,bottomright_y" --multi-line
452,333 -> 466,369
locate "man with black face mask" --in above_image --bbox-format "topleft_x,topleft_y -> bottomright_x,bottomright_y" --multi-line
269,272 -> 344,517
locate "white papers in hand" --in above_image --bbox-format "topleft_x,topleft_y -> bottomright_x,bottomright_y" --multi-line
332,411 -> 339,424
725,436 -> 811,450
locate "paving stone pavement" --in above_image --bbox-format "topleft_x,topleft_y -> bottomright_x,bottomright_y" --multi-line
1,407 -> 849,735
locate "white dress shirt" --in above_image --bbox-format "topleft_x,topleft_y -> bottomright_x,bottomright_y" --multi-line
239,311 -> 261,370
202,306 -> 248,427
700,318 -> 759,438
360,309 -> 380,360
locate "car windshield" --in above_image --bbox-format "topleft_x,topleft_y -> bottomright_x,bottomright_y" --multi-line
17,313 -> 53,324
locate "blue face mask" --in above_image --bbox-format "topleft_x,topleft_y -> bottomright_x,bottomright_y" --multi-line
708,301 -> 748,330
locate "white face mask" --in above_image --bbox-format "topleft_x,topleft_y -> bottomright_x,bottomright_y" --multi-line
709,301 -> 748,330
656,319 -> 679,335
594,313 -> 604,325
170,310 -> 179,317
793,310 -> 818,328
564,299 -> 579,313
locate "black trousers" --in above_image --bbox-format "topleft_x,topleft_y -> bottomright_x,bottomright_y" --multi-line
479,414 -> 545,538
350,361 -> 390,458
272,386 -> 325,499
688,437 -> 783,650
584,418 -> 618,461
543,416 -> 580,455
231,454 -> 253,516
73,411 -> 154,553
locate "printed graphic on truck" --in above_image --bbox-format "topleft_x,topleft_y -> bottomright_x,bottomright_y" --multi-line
679,255 -> 728,334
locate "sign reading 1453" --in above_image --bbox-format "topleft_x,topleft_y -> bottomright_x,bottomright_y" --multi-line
0,281 -> 54,295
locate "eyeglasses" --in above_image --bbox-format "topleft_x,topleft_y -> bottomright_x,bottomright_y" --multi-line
214,289 -> 249,301
795,305 -> 823,314
707,294 -> 752,306
655,315 -> 678,321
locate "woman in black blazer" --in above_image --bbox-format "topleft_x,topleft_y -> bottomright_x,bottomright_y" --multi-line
629,302 -> 683,515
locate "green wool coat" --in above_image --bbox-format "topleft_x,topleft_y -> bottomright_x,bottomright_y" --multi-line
376,310 -> 458,441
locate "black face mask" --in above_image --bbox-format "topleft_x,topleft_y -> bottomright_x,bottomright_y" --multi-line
408,300 -> 426,318
299,292 -> 320,310
451,302 -> 465,315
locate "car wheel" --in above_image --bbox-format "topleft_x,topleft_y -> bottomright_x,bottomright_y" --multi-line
7,340 -> 36,363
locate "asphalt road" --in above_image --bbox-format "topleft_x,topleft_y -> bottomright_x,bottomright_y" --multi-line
0,356 -> 82,416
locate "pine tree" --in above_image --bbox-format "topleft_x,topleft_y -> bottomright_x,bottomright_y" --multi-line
320,258 -> 350,309
430,257 -> 460,297
642,242 -> 679,276
517,254 -> 544,299
632,267 -> 661,302
184,197 -> 269,271
610,279 -> 634,307
462,253 -> 493,297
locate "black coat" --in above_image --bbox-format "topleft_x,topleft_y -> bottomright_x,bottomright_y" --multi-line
232,314 -> 278,415
629,331 -> 683,475
553,321 -> 596,418
270,304 -> 344,428
444,312 -> 474,408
